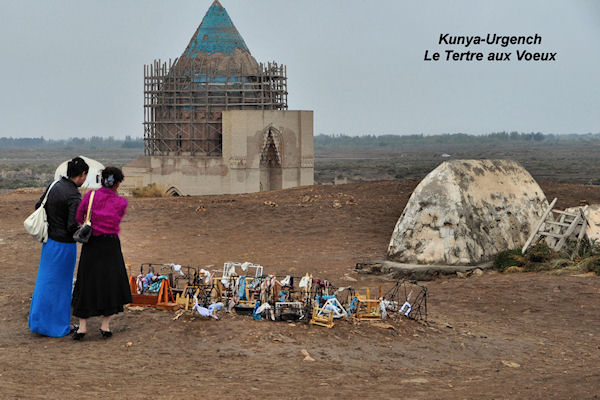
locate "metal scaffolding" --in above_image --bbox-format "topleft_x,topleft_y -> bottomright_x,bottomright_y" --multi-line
143,57 -> 288,157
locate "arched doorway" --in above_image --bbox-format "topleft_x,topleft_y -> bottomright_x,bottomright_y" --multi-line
259,127 -> 282,191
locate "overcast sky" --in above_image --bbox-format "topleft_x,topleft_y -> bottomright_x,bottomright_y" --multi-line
1,0 -> 598,139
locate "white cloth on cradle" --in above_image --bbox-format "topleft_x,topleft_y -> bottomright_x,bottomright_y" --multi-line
299,276 -> 310,288
241,262 -> 251,271
191,296 -> 222,319
199,268 -> 212,284
136,275 -> 144,294
221,262 -> 238,288
379,300 -> 398,319
170,264 -> 185,276
253,302 -> 275,321
321,298 -> 347,318
223,262 -> 237,278
209,302 -> 223,314
280,275 -> 291,286
255,302 -> 271,314
399,301 -> 412,316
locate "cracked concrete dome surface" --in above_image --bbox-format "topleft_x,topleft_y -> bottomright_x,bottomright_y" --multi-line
387,159 -> 549,265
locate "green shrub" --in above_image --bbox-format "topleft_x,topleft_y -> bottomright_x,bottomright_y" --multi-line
575,255 -> 600,275
493,249 -> 523,272
494,241 -> 600,276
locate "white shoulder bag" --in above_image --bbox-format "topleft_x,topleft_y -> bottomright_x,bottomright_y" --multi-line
24,181 -> 59,243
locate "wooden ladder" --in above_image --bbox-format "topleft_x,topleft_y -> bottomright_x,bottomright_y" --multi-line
522,198 -> 588,254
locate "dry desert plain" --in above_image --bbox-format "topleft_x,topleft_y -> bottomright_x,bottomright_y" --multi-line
1,180 -> 599,399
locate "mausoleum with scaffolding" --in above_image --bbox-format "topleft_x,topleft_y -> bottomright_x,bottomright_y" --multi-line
144,58 -> 288,156
124,0 -> 313,196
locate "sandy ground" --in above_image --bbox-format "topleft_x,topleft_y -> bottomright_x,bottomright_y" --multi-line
1,180 -> 599,399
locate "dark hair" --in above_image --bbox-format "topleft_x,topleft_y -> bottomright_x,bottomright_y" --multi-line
67,157 -> 89,178
101,166 -> 124,188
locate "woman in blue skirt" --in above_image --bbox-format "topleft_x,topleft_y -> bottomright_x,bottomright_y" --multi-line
28,157 -> 89,337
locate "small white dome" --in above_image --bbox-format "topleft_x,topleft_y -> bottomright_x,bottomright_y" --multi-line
54,156 -> 105,189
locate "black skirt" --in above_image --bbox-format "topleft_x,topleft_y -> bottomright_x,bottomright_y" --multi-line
72,235 -> 132,318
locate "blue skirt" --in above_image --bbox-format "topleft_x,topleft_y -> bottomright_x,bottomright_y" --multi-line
28,238 -> 77,337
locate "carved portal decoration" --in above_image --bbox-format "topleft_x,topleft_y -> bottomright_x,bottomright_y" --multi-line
260,126 -> 282,168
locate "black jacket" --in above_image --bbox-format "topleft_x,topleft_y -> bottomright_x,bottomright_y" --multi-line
36,177 -> 81,243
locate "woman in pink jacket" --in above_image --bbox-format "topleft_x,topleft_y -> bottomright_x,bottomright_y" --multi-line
71,166 -> 132,340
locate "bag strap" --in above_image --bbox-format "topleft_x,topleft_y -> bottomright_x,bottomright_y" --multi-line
40,180 -> 59,207
84,191 -> 95,225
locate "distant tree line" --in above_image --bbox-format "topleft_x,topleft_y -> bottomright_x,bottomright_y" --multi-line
0,136 -> 143,149
315,132 -> 600,147
3,132 -> 600,150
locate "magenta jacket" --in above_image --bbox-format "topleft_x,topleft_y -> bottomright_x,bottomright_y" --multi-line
76,187 -> 128,236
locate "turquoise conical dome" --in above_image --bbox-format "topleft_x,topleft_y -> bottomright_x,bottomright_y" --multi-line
183,0 -> 250,57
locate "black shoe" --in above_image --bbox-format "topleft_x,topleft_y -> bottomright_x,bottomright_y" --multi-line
72,331 -> 86,341
99,329 -> 112,339
69,324 -> 79,334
